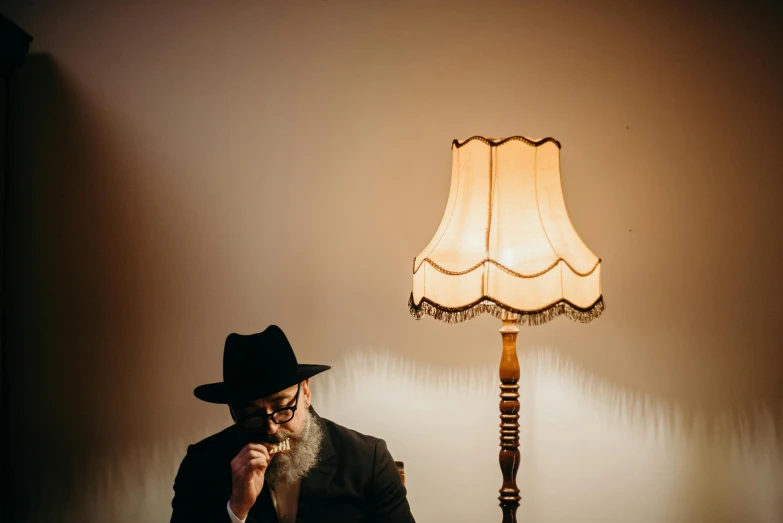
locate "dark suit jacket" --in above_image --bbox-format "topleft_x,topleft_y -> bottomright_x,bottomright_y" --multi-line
171,411 -> 415,523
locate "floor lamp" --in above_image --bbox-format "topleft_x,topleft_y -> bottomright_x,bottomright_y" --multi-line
409,136 -> 604,523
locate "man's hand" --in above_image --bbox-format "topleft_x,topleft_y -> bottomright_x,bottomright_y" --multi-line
229,443 -> 273,520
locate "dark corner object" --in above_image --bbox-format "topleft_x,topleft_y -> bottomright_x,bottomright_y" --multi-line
0,12 -> 33,521
0,15 -> 32,75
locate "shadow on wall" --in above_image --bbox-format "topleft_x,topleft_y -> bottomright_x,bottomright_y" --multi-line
6,54 -> 165,520
314,347 -> 783,523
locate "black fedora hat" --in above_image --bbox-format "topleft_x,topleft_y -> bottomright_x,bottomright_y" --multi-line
194,325 -> 330,404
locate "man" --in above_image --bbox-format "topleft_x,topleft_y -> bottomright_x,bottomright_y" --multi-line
171,325 -> 416,523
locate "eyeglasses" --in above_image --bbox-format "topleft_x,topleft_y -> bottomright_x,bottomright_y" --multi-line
230,383 -> 301,429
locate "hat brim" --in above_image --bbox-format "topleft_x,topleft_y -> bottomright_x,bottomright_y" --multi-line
193,364 -> 331,404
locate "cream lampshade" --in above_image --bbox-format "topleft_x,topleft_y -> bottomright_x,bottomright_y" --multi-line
410,136 -> 603,324
409,136 -> 604,523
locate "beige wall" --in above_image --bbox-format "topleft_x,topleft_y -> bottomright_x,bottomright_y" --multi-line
3,1 -> 782,521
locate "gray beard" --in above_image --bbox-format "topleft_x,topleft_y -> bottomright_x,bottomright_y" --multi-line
264,407 -> 323,486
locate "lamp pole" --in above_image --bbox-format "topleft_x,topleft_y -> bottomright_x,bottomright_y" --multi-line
498,320 -> 521,523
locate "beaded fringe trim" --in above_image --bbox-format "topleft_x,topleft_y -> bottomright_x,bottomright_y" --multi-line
408,294 -> 604,326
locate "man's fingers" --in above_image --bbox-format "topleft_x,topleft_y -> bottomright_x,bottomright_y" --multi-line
235,456 -> 268,477
233,443 -> 270,465
235,451 -> 269,468
248,457 -> 269,469
241,457 -> 269,476
246,443 -> 271,456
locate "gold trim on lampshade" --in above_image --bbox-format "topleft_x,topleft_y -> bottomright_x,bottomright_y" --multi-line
409,136 -> 604,325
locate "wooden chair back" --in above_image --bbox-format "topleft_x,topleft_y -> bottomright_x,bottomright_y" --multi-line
395,461 -> 405,485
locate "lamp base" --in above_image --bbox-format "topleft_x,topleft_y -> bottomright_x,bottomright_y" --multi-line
498,320 -> 521,523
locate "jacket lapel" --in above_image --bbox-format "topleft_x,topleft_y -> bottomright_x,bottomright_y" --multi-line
295,414 -> 337,523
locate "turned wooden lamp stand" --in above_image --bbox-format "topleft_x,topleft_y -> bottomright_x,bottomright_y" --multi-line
409,136 -> 604,522
498,321 -> 521,522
